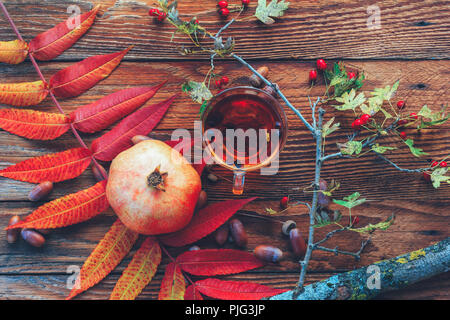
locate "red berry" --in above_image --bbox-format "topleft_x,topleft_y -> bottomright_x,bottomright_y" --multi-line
194,19 -> 199,24
360,114 -> 371,124
431,161 -> 439,167
423,172 -> 431,182
215,80 -> 223,88
157,12 -> 167,21
280,196 -> 289,209
347,72 -> 356,80
440,161 -> 448,168
409,112 -> 418,120
316,59 -> 327,70
242,0 -> 251,5
352,119 -> 363,130
397,100 -> 406,110
309,69 -> 317,82
149,8 -> 160,16
218,1 -> 228,8
397,119 -> 408,126
221,76 -> 229,85
400,131 -> 407,140
220,7 -> 230,17
352,216 -> 360,226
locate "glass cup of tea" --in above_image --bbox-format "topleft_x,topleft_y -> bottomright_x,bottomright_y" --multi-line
201,86 -> 288,195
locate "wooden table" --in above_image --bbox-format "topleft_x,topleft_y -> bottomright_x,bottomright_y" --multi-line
0,0 -> 448,300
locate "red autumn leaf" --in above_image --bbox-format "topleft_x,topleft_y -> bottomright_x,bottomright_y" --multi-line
158,262 -> 186,300
0,80 -> 48,107
176,249 -> 265,276
71,83 -> 166,133
110,237 -> 161,300
0,147 -> 92,183
160,197 -> 257,247
29,5 -> 100,61
66,219 -> 139,300
91,95 -> 177,161
6,180 -> 108,230
184,285 -> 204,300
0,108 -> 71,140
49,46 -> 132,98
194,278 -> 286,300
0,39 -> 28,64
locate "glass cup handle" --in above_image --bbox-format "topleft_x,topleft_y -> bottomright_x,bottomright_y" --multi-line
232,171 -> 245,195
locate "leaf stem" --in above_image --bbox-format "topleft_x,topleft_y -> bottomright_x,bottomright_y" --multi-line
0,2 -> 108,181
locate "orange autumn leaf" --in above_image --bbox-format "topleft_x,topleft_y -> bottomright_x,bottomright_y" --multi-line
0,80 -> 48,107
0,39 -> 28,64
29,5 -> 100,61
0,108 -> 71,140
49,46 -> 132,98
0,147 -> 92,183
110,237 -> 161,300
6,180 -> 109,230
67,219 -> 139,300
158,262 -> 186,300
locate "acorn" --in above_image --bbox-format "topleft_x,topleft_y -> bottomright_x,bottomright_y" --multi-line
249,66 -> 269,87
254,245 -> 283,263
229,218 -> 248,247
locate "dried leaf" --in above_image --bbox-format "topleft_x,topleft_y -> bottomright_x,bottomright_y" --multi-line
66,219 -> 139,300
91,95 -> 177,161
6,180 -> 108,230
0,80 -> 48,107
49,46 -> 132,98
0,39 -> 28,64
71,83 -> 166,133
0,147 -> 92,183
0,108 -> 71,140
110,237 -> 161,300
194,278 -> 286,300
160,197 -> 257,247
158,262 -> 186,300
29,5 -> 100,61
176,249 -> 265,276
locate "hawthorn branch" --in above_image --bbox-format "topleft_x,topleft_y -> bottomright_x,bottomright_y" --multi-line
268,237 -> 450,300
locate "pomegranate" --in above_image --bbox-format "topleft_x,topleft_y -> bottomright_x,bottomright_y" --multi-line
106,140 -> 201,235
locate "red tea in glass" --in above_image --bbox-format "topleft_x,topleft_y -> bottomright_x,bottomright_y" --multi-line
201,87 -> 288,194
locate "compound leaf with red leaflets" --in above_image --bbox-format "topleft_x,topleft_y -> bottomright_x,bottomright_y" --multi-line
0,147 -> 92,183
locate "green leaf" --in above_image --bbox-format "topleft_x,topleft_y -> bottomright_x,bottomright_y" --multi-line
404,139 -> 429,157
265,207 -> 278,215
417,105 -> 449,129
334,89 -> 366,111
338,140 -> 363,156
351,215 -> 395,234
255,0 -> 290,24
333,192 -> 366,209
371,143 -> 397,154
322,117 -> 340,137
182,81 -> 213,104
372,80 -> 400,102
430,167 -> 450,189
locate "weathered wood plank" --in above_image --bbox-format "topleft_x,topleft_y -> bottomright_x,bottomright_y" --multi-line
0,270 -> 448,300
0,200 -> 448,274
0,0 -> 449,60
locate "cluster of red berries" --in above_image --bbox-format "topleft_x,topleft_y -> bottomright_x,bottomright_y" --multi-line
218,1 -> 250,17
351,114 -> 371,130
309,59 -> 356,82
423,160 -> 448,182
215,75 -> 230,89
148,8 -> 167,21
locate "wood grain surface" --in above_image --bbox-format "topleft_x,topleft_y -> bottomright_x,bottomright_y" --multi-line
0,0 -> 448,300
